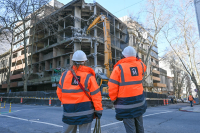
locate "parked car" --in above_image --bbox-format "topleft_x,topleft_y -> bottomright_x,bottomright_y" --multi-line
177,99 -> 183,103
183,98 -> 189,103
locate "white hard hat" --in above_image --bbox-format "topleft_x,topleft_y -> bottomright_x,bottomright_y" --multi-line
122,46 -> 136,57
72,50 -> 88,61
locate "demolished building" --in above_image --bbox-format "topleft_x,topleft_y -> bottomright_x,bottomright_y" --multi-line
0,0 -> 129,92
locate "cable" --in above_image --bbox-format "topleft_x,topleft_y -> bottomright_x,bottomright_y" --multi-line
113,0 -> 145,14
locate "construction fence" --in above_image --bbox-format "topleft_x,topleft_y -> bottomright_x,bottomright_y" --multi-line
0,91 -> 168,108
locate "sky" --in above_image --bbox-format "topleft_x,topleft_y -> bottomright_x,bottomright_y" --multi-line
58,0 -> 145,18
57,0 -> 169,57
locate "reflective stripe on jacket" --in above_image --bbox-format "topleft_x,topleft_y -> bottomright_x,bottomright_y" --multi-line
57,66 -> 103,125
108,57 -> 147,119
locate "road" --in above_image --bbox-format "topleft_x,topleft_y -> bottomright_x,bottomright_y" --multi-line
0,103 -> 200,133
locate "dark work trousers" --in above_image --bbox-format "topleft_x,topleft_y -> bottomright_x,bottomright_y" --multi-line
190,101 -> 193,107
123,115 -> 144,133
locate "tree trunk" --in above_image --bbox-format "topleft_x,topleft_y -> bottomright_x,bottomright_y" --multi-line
24,79 -> 27,92
7,31 -> 14,92
7,56 -> 11,93
23,23 -> 28,92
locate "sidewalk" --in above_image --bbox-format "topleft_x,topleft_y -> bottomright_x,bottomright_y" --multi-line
179,104 -> 200,112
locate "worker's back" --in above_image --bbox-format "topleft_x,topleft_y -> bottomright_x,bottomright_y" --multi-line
57,65 -> 102,125
108,56 -> 147,119
108,46 -> 147,133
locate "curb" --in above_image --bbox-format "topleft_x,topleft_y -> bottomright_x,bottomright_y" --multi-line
179,107 -> 200,113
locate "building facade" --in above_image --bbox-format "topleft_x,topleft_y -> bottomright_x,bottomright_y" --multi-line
0,0 -> 128,92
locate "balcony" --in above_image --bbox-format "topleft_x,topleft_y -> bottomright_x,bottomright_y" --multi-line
151,62 -> 159,68
152,76 -> 161,81
10,73 -> 23,80
142,82 -> 153,88
28,76 -> 51,85
2,82 -> 18,88
12,54 -> 25,63
11,63 -> 25,71
138,47 -> 147,55
153,83 -> 167,88
152,69 -> 160,75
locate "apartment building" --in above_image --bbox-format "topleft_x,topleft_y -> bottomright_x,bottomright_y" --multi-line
159,56 -> 188,96
0,51 -> 10,92
0,0 -> 128,92
120,16 -> 166,92
166,76 -> 174,95
159,68 -> 168,94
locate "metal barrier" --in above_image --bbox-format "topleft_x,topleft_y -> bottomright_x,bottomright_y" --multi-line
0,91 -> 168,107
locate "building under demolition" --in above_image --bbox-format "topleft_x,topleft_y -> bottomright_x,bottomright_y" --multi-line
0,0 -> 129,92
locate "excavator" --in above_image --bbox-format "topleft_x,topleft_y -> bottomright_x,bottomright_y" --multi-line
87,15 -> 112,97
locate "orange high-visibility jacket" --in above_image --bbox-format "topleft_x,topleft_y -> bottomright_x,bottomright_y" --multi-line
57,66 -> 103,125
108,57 -> 147,119
188,95 -> 194,101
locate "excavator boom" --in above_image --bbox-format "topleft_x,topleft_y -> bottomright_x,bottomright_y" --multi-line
87,15 -> 112,78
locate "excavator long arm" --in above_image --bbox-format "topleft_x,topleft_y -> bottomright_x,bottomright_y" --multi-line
87,15 -> 112,78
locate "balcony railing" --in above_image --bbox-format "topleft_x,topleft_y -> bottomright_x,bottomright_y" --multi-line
2,82 -> 18,88
10,73 -> 23,80
138,47 -> 147,54
11,63 -> 25,71
151,62 -> 159,67
153,83 -> 167,88
152,76 -> 161,81
12,54 -> 26,63
152,69 -> 160,75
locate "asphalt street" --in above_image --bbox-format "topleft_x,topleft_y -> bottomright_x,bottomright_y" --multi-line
0,102 -> 200,133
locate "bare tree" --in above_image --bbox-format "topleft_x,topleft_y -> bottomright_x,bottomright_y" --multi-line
185,74 -> 192,98
0,28 -> 13,92
143,0 -> 174,65
164,0 -> 200,103
0,0 -> 50,91
177,73 -> 187,99
162,51 -> 186,98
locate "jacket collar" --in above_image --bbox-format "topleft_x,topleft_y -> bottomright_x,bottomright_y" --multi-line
72,66 -> 95,76
114,57 -> 138,68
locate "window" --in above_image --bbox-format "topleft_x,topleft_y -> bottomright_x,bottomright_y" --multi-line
50,63 -> 52,69
21,50 -> 25,55
156,61 -> 158,65
13,53 -> 17,58
142,55 -> 144,62
67,59 -> 70,64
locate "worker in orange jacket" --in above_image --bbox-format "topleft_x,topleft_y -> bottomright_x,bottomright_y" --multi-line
188,93 -> 194,107
57,50 -> 103,133
108,46 -> 147,133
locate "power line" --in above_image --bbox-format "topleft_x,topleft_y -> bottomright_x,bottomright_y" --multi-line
113,0 -> 145,14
